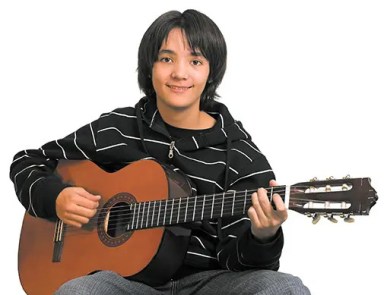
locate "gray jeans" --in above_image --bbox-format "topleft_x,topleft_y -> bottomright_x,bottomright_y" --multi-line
55,269 -> 311,295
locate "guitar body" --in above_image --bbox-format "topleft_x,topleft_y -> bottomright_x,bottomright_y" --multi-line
18,159 -> 192,295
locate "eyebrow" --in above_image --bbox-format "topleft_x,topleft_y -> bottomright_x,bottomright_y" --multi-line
158,49 -> 204,57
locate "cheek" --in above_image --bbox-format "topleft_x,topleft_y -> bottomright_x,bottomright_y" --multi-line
151,68 -> 162,91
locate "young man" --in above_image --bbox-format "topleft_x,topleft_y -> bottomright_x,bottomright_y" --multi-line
10,9 -> 310,294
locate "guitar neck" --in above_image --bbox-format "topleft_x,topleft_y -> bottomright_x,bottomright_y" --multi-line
126,186 -> 287,231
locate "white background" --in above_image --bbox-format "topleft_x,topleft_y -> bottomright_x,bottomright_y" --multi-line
1,1 -> 383,294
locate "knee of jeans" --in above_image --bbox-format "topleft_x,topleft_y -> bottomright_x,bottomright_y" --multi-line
54,277 -> 96,295
282,274 -> 311,295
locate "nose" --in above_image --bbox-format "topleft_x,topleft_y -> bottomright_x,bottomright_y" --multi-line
171,61 -> 189,80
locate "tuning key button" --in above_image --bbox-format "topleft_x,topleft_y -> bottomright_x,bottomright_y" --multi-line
327,215 -> 338,223
312,214 -> 321,224
344,215 -> 355,223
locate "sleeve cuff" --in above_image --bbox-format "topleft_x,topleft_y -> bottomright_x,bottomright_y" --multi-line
33,175 -> 71,218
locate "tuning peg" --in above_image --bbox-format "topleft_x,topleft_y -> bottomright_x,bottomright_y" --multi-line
327,214 -> 338,223
310,177 -> 318,182
326,176 -> 334,180
311,214 -> 321,224
343,215 -> 355,223
343,174 -> 351,179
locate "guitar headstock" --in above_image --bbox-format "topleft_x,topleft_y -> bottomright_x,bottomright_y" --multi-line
289,177 -> 378,224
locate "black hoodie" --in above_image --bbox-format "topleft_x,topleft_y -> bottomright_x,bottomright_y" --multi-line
10,96 -> 283,278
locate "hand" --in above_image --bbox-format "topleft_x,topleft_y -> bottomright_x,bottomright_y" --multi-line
56,187 -> 100,228
247,180 -> 288,242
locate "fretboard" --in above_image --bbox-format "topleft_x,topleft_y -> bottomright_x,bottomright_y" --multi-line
126,186 -> 287,230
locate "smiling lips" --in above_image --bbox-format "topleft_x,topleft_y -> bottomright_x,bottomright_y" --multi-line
167,85 -> 192,93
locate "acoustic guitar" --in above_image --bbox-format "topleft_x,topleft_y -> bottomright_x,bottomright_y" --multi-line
18,159 -> 378,294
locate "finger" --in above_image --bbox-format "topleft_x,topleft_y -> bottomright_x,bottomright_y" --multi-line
272,194 -> 288,221
269,179 -> 278,187
76,187 -> 101,202
63,219 -> 83,228
247,205 -> 260,227
251,189 -> 271,219
73,191 -> 100,210
75,196 -> 100,210
74,205 -> 98,219
64,212 -> 91,226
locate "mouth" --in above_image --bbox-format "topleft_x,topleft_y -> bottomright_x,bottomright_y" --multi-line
167,85 -> 193,93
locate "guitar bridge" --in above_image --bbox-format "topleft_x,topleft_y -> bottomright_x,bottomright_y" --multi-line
52,219 -> 65,262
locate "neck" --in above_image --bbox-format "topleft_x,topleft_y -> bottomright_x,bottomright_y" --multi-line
158,104 -> 215,130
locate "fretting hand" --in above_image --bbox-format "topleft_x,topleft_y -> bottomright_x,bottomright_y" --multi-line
247,180 -> 288,242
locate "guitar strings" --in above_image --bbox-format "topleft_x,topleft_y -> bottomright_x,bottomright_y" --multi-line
59,194 -> 343,236
58,186 -> 344,235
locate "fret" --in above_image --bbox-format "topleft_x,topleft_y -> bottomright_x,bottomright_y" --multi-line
127,204 -> 132,230
151,201 -> 156,227
210,193 -> 215,219
141,202 -> 146,229
156,200 -> 162,227
193,195 -> 204,222
201,195 -> 206,220
131,203 -> 137,230
176,198 -> 186,224
243,189 -> 247,214
136,203 -> 141,230
203,194 -> 213,220
270,187 -> 274,202
177,198 -> 181,224
127,203 -> 136,230
184,197 -> 189,223
146,201 -> 151,228
220,192 -> 225,217
169,199 -> 175,225
192,196 -> 197,221
231,191 -> 235,216
163,200 -> 168,226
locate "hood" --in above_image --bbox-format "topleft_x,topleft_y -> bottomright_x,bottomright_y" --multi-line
135,96 -> 251,153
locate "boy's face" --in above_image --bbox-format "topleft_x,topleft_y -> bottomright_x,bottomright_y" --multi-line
152,28 -> 210,113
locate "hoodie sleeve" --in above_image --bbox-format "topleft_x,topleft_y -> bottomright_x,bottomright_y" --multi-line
9,119 -> 100,219
216,154 -> 284,271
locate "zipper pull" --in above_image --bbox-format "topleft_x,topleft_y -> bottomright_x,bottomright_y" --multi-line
168,141 -> 175,159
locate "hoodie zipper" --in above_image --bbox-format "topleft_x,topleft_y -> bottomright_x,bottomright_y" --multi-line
168,140 -> 175,159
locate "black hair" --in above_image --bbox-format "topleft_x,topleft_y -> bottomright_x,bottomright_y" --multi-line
137,9 -> 227,109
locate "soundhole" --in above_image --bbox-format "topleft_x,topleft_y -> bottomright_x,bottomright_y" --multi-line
106,202 -> 131,237
97,192 -> 135,247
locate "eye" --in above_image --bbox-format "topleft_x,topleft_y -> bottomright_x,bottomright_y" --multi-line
159,57 -> 173,63
191,59 -> 203,66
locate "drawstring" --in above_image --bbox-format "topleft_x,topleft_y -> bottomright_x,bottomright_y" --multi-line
217,131 -> 232,241
135,106 -> 150,155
